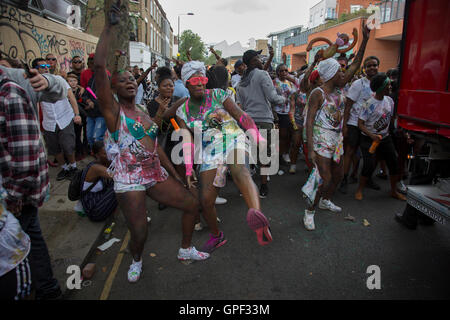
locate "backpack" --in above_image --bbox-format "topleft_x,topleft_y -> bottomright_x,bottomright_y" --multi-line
68,169 -> 84,201
67,163 -> 101,201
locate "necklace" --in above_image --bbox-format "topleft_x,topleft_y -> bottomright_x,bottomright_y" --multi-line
186,91 -> 209,122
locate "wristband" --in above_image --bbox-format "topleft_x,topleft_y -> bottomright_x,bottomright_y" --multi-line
182,142 -> 194,176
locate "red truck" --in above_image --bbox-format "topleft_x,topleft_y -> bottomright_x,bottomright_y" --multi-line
396,0 -> 450,227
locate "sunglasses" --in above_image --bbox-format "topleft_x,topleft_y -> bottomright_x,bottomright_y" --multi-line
38,64 -> 50,69
47,58 -> 57,61
187,76 -> 208,86
72,60 -> 82,64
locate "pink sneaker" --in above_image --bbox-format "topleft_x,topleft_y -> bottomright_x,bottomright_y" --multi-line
246,209 -> 272,246
201,231 -> 227,253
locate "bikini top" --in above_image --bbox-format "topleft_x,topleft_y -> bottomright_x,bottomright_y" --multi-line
111,109 -> 158,142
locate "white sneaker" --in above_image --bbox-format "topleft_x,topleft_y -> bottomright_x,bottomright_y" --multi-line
194,222 -> 203,231
289,164 -> 297,174
127,260 -> 142,283
319,198 -> 342,213
397,181 -> 407,195
177,246 -> 210,261
215,196 -> 227,205
74,200 -> 84,214
303,210 -> 315,231
282,153 -> 291,163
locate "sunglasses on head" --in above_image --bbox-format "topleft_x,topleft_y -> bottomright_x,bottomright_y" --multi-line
187,76 -> 208,86
47,58 -> 57,61
38,64 -> 50,69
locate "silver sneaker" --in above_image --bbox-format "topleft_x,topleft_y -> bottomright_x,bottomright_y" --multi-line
303,210 -> 315,231
215,196 -> 227,205
319,198 -> 342,213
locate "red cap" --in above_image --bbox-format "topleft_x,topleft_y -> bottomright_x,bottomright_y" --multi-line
88,53 -> 95,59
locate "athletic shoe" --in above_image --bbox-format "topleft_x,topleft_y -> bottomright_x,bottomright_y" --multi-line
247,208 -> 272,246
56,169 -> 68,181
194,222 -> 203,231
127,260 -> 142,283
376,170 -> 388,180
319,198 -> 342,213
282,153 -> 291,164
177,246 -> 210,262
66,167 -> 78,180
397,181 -> 407,195
259,184 -> 268,198
303,210 -> 315,231
215,196 -> 227,205
366,178 -> 381,191
201,231 -> 227,253
289,164 -> 297,174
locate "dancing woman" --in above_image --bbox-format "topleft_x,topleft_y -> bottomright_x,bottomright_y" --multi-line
303,26 -> 371,230
176,61 -> 273,252
94,6 -> 209,283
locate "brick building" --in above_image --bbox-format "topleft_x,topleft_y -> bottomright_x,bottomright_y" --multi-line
282,0 -> 404,72
86,0 -> 174,68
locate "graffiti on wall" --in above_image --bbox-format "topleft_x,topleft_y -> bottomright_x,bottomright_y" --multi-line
0,3 -> 96,71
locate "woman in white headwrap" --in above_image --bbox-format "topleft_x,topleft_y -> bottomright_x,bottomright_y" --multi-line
176,61 -> 273,253
303,26 -> 371,230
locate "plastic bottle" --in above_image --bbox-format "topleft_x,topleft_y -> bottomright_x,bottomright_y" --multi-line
369,135 -> 382,154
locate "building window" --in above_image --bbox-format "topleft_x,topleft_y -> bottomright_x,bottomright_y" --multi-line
350,5 -> 363,13
145,22 -> 148,45
150,27 -> 153,49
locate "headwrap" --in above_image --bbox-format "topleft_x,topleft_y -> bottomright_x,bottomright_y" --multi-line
317,58 -> 340,83
181,61 -> 206,86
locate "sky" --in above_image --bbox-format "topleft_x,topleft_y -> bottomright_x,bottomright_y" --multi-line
158,0 -> 319,46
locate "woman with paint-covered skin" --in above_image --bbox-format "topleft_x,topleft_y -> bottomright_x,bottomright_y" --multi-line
93,3 -> 209,284
304,25 -> 371,231
176,60 -> 273,253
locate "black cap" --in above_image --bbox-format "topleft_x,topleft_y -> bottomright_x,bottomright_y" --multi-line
234,59 -> 244,69
243,50 -> 262,65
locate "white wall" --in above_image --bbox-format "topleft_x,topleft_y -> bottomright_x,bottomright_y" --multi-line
130,41 -> 152,69
309,0 -> 336,28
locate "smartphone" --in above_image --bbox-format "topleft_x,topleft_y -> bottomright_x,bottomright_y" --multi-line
20,59 -> 32,78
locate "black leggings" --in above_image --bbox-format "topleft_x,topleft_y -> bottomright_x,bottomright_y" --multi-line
360,134 -> 398,178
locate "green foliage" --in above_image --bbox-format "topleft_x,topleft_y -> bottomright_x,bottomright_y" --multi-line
323,8 -> 370,29
179,30 -> 207,62
204,50 -> 222,66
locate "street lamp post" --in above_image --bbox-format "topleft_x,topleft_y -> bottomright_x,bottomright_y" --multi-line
177,13 -> 194,55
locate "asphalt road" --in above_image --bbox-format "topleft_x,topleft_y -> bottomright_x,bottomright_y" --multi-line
68,159 -> 450,300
